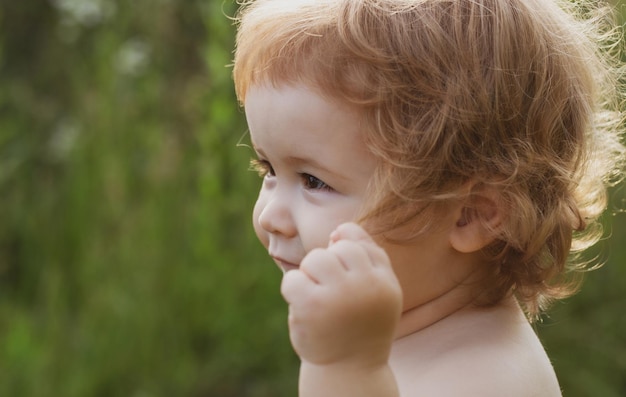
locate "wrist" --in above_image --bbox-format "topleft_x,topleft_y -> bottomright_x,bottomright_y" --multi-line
299,360 -> 399,397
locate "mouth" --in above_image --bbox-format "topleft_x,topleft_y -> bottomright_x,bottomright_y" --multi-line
271,256 -> 300,273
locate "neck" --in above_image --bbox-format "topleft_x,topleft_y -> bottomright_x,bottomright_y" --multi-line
394,272 -> 482,339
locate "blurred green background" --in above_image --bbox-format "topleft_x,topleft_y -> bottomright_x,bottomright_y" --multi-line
0,1 -> 623,396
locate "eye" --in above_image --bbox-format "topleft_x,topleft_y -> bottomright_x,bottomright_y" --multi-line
301,173 -> 333,192
250,158 -> 275,177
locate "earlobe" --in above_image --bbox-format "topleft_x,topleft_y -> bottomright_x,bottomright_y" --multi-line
449,187 -> 502,254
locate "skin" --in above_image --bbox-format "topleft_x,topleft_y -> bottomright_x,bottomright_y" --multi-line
245,83 -> 562,397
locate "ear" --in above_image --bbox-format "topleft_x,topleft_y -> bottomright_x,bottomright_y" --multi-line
449,185 -> 502,254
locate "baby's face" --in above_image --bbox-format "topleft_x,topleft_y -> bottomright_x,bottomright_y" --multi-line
245,83 -> 378,272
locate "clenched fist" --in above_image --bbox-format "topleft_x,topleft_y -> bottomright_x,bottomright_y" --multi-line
281,222 -> 403,368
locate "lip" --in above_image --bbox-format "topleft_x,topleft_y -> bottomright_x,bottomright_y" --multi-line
271,255 -> 300,272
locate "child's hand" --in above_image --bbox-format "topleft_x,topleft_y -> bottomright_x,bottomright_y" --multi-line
281,222 -> 403,368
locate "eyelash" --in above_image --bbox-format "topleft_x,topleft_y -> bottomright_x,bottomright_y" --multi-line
250,158 -> 274,177
249,158 -> 333,192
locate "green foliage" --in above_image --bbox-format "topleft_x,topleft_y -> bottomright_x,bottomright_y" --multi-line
0,1 -> 296,396
538,197 -> 626,397
0,1 -> 623,396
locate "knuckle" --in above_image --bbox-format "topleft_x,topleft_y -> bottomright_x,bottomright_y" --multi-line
302,247 -> 327,263
280,273 -> 294,297
299,249 -> 321,271
328,239 -> 359,254
280,270 -> 304,297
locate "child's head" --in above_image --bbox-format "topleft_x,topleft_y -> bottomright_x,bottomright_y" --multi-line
233,0 -> 625,317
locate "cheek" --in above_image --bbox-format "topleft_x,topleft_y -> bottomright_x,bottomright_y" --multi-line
252,195 -> 269,249
300,205 -> 358,250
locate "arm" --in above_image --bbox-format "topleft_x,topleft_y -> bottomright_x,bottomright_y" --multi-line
281,223 -> 402,397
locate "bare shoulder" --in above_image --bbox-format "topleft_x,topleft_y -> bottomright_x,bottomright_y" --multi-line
390,298 -> 562,397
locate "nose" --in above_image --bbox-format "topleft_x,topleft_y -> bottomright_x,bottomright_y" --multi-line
256,189 -> 297,238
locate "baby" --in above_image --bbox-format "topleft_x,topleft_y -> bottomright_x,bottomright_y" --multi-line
233,0 -> 625,395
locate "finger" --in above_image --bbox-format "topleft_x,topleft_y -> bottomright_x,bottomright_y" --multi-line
326,239 -> 372,272
300,247 -> 346,284
281,269 -> 316,304
330,222 -> 375,244
361,241 -> 392,270
331,223 -> 391,270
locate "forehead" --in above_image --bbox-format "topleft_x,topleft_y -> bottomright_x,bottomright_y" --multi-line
245,84 -> 354,136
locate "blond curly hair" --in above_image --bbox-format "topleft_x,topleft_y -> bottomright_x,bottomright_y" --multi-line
233,0 -> 626,317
